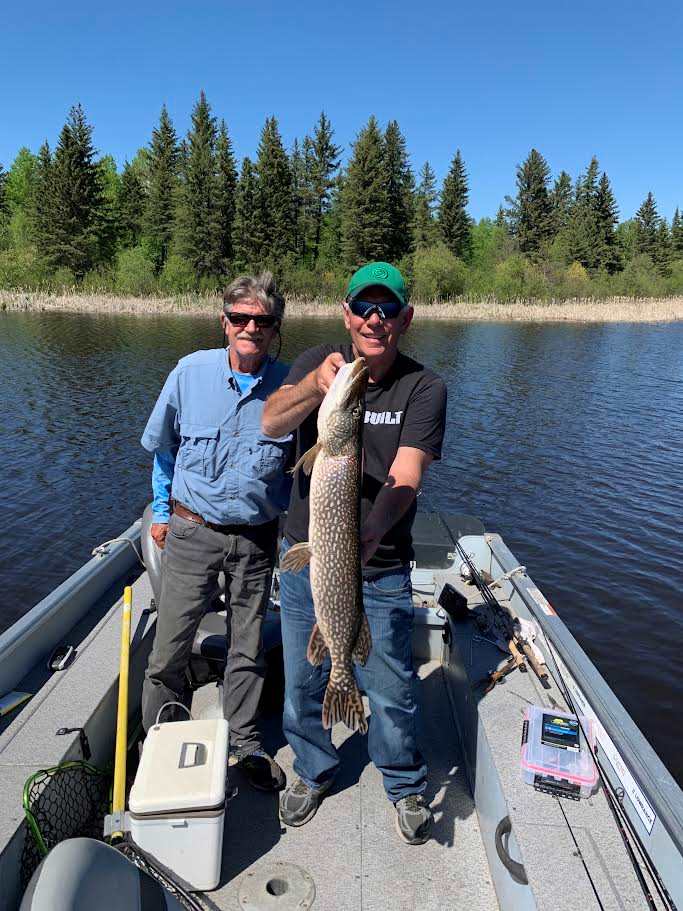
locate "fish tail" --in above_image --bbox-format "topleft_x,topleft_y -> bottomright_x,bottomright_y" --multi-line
322,676 -> 367,734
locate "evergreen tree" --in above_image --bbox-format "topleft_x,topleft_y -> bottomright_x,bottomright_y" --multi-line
655,219 -> 672,275
384,120 -> 415,261
413,162 -> 439,248
41,104 -> 105,277
550,171 -> 573,235
634,192 -> 660,260
506,148 -> 552,256
215,119 -> 238,271
31,143 -> 54,257
566,157 -> 602,269
341,116 -> 390,267
97,154 -> 120,266
0,163 -> 9,248
671,208 -> 683,258
439,149 -> 471,258
318,173 -> 344,266
175,91 -> 222,280
232,157 -> 263,269
308,112 -> 341,262
594,172 -> 620,273
290,137 -> 308,260
116,161 -> 146,249
144,105 -> 179,272
255,116 -> 294,264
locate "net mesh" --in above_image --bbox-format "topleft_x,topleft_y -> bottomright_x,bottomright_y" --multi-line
20,761 -> 111,889
20,761 -> 218,910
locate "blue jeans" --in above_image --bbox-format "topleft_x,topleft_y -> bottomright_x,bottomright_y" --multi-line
279,539 -> 427,803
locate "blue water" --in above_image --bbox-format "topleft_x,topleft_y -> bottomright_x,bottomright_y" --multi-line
1,311 -> 681,786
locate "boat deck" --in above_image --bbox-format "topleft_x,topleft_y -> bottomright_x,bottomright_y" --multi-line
192,662 -> 498,911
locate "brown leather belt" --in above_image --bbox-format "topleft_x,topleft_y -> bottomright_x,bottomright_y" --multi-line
172,501 -> 231,533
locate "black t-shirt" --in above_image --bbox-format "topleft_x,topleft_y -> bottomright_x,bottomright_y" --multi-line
283,343 -> 447,572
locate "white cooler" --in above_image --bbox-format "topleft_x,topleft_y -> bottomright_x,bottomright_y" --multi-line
129,718 -> 229,891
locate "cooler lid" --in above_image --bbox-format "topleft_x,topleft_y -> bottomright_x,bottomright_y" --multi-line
130,719 -> 229,815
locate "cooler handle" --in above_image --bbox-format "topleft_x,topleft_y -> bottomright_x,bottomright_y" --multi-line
179,742 -> 206,768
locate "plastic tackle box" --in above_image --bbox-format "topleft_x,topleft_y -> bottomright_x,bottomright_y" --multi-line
521,705 -> 598,800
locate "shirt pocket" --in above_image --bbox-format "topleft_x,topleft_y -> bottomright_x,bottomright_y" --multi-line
179,423 -> 220,479
255,434 -> 292,479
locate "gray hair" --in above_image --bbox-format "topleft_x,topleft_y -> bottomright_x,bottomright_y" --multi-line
222,271 -> 285,321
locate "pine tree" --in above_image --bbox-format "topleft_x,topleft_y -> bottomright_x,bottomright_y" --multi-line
42,104 -> 105,277
290,137 -> 308,260
413,162 -> 439,248
550,171 -> 573,235
341,116 -> 390,268
318,173 -> 344,266
232,157 -> 263,270
655,220 -> 672,275
175,91 -> 223,280
215,119 -> 238,272
144,105 -> 179,272
439,149 -> 471,258
634,192 -> 660,260
594,172 -> 620,273
308,112 -> 341,262
506,149 -> 552,257
566,157 -> 602,269
30,143 -> 54,257
255,116 -> 294,264
0,163 -> 9,249
97,155 -> 120,266
671,208 -> 683,258
116,161 -> 146,249
384,120 -> 415,261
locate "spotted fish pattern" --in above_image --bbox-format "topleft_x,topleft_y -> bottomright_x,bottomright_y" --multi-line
281,358 -> 371,733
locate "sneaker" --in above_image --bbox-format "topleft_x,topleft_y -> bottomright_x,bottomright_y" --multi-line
279,776 -> 333,827
231,745 -> 286,792
394,794 -> 433,845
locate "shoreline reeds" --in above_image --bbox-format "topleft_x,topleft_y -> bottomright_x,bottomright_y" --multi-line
1,290 -> 683,323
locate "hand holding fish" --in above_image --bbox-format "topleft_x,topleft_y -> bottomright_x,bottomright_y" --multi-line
314,352 -> 347,397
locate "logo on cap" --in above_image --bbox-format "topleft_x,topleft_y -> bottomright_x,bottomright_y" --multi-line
371,265 -> 389,280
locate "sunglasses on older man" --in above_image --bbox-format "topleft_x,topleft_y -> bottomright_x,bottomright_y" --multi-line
347,299 -> 404,320
225,312 -> 279,329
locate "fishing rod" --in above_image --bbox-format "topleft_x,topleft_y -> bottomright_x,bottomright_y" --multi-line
441,516 -> 672,908
455,539 -> 551,692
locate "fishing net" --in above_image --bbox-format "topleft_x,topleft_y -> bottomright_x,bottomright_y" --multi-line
20,761 -> 111,889
20,761 -> 218,910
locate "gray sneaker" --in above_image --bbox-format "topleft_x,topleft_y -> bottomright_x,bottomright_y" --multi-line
394,794 -> 433,845
279,777 -> 333,827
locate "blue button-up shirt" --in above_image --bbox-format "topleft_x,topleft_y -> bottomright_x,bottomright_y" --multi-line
141,348 -> 292,526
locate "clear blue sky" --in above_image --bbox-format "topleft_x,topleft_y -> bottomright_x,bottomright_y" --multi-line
2,0 -> 681,222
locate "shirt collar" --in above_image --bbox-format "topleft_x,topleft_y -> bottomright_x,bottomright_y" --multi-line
225,347 -> 271,395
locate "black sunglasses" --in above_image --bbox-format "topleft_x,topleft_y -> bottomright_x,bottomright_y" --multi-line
225,312 -> 279,329
348,299 -> 404,320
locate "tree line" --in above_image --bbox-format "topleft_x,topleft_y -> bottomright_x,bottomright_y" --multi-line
1,94 -> 682,302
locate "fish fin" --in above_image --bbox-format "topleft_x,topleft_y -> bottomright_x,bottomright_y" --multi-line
322,679 -> 368,734
306,623 -> 329,665
352,613 -> 372,666
290,442 -> 321,476
280,542 -> 312,574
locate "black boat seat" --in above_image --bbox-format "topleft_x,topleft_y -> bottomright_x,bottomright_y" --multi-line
192,608 -> 282,666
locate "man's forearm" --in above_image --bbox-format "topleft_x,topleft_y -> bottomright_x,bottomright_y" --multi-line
365,483 -> 418,542
261,371 -> 322,437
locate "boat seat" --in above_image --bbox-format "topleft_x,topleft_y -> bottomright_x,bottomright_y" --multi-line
192,608 -> 282,665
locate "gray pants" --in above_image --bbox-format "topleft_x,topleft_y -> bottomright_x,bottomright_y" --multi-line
141,512 -> 278,747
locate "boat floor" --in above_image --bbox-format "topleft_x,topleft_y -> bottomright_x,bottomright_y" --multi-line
191,661 -> 499,911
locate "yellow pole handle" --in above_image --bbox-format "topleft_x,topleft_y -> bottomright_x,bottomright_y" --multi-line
111,586 -> 132,838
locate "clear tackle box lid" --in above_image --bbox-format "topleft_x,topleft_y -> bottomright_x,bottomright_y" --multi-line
521,705 -> 598,788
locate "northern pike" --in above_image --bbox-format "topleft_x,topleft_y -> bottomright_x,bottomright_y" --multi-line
280,357 -> 371,733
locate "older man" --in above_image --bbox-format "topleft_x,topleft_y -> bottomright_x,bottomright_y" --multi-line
262,262 -> 447,843
141,272 -> 290,792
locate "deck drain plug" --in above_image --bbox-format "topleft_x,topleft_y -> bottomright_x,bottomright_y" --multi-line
239,861 -> 316,909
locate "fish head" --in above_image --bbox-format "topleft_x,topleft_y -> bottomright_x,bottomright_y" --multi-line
317,357 -> 369,456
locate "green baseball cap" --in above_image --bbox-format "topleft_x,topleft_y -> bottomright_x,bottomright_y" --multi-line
345,261 -> 408,307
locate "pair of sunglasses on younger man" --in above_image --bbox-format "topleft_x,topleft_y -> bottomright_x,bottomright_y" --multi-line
226,297 -> 404,330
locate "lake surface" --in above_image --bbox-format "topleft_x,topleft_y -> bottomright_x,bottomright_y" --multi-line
1,311 -> 682,787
